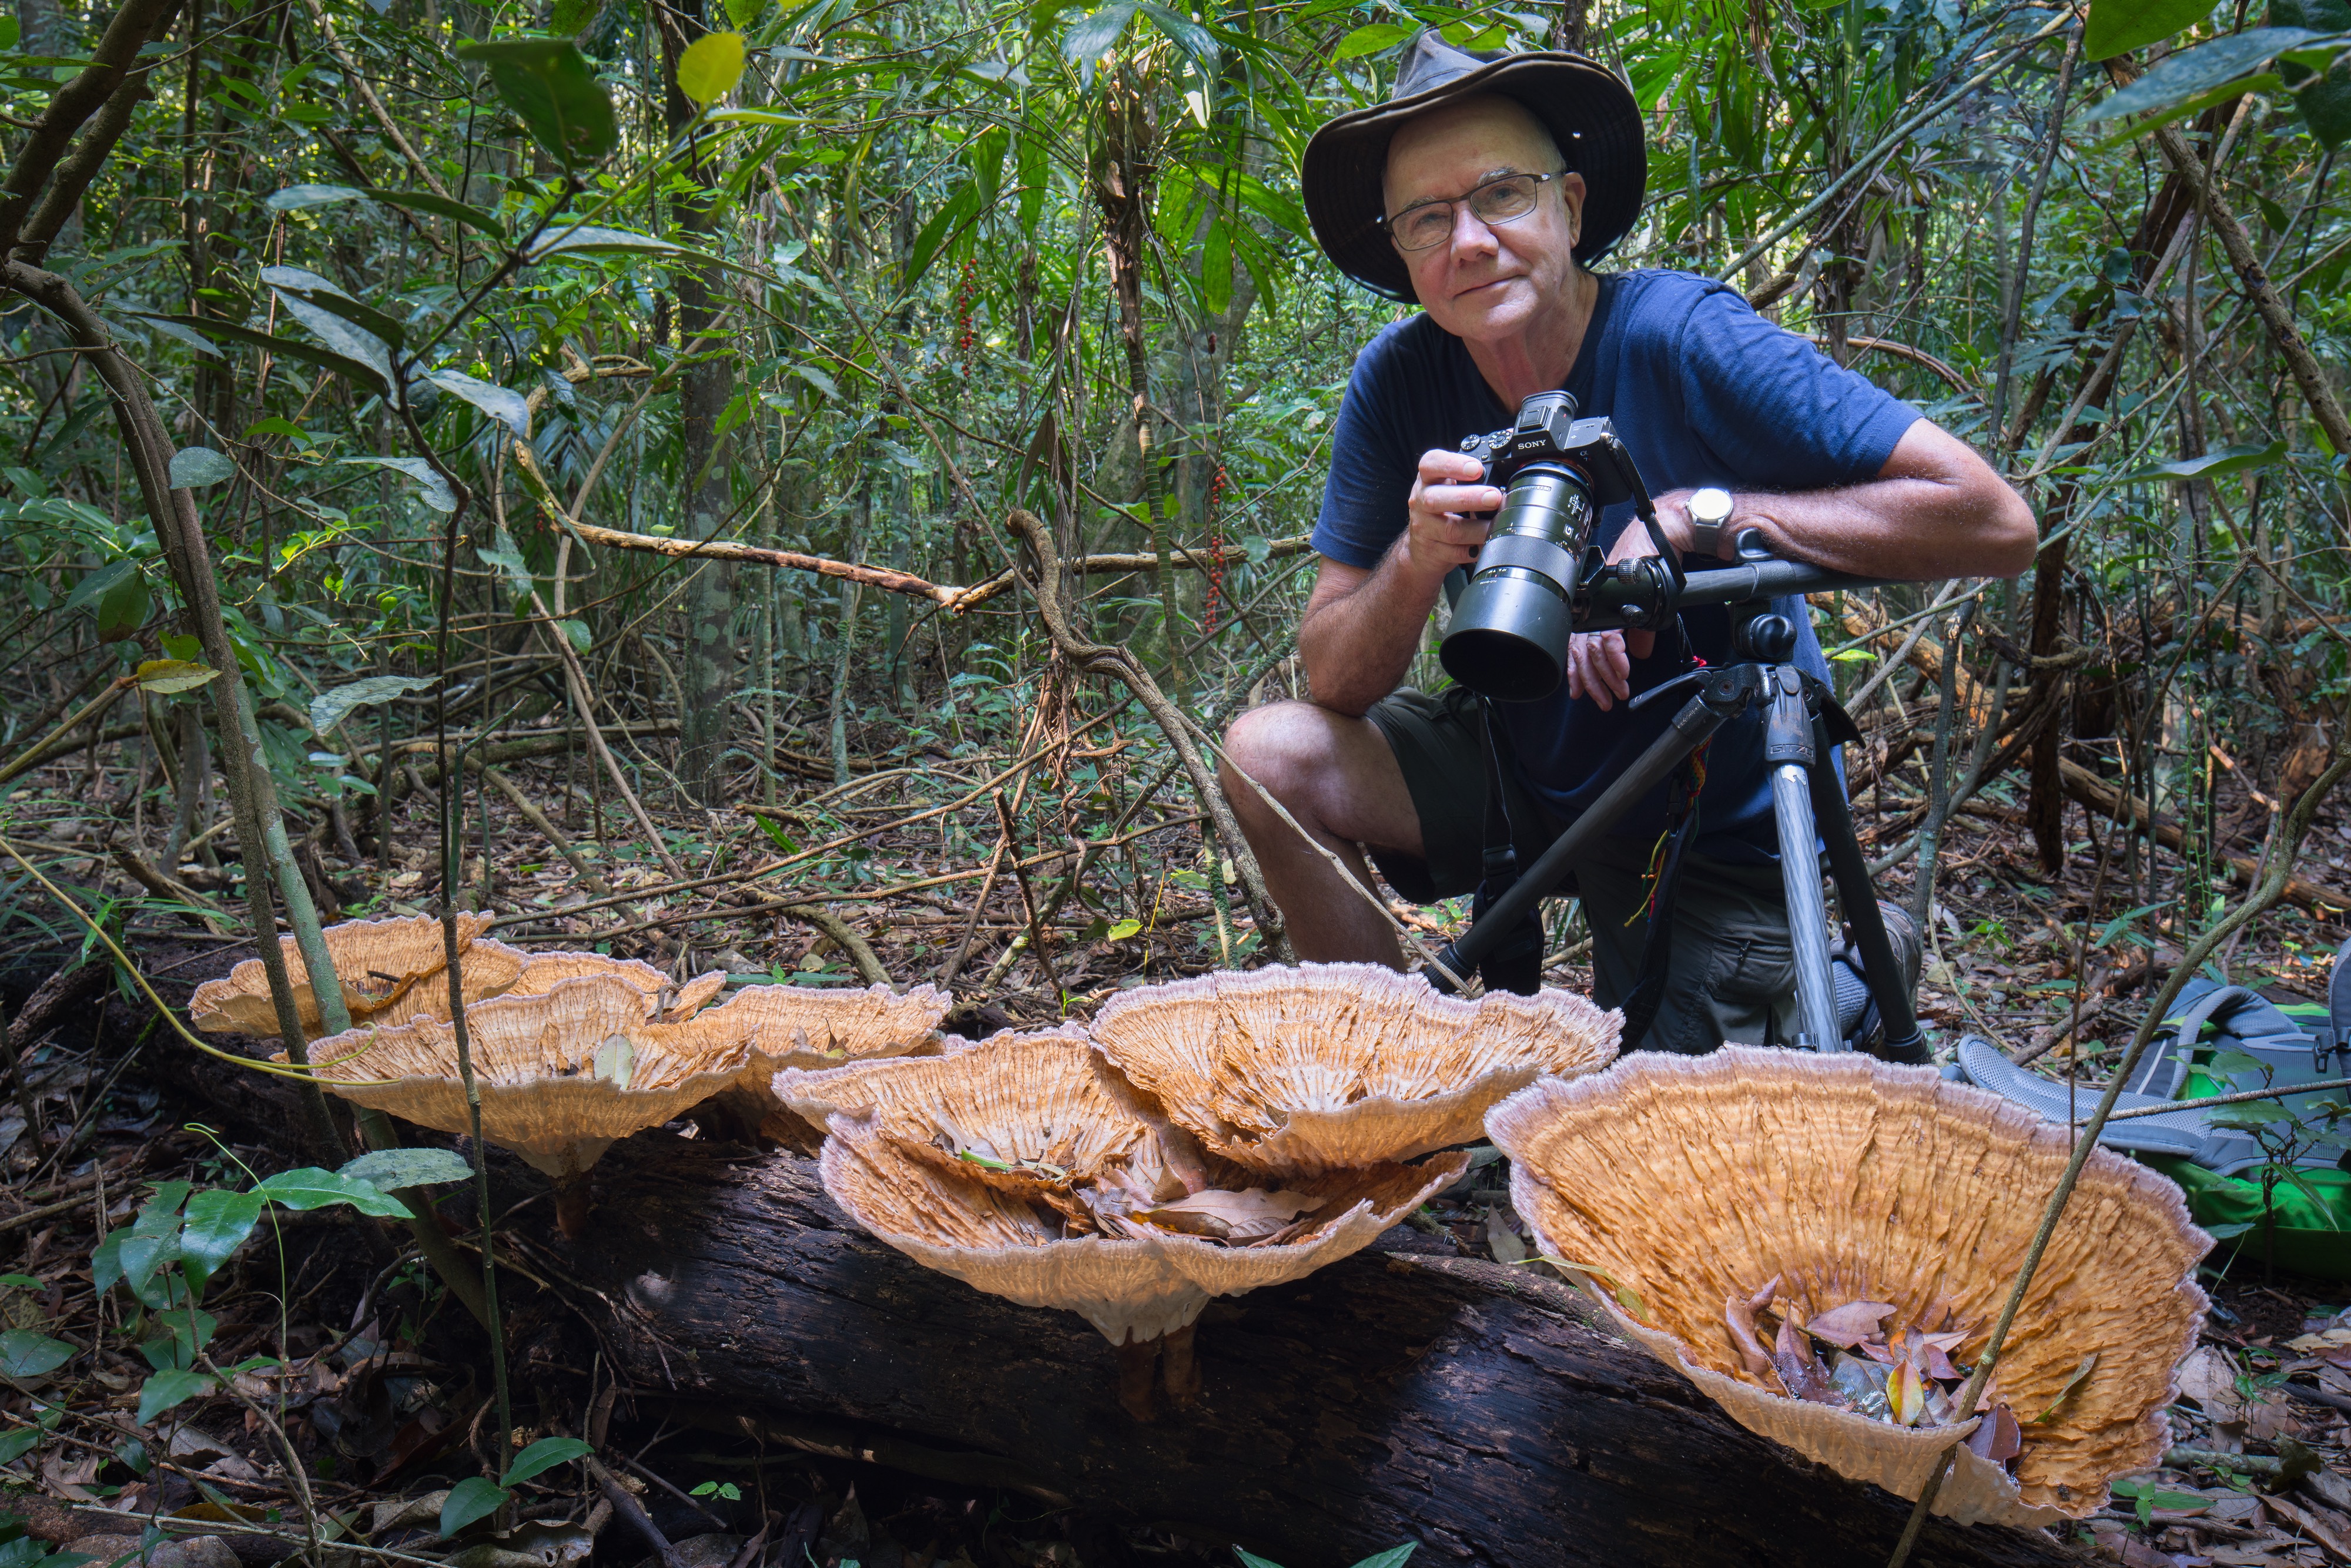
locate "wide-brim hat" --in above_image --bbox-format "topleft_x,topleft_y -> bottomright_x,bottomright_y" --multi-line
1303,28 -> 1648,301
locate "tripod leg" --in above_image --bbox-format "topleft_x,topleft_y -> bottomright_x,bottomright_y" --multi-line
1770,763 -> 1844,1051
1807,721 -> 1927,1062
1425,685 -> 1739,990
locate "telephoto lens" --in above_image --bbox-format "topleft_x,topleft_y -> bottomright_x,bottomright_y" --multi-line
1439,391 -> 1652,702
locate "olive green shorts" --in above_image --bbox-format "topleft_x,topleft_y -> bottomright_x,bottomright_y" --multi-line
1362,685 -> 1800,1053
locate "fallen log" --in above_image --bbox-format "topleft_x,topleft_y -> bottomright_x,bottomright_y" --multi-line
109,966 -> 2076,1568
2059,758 -> 2350,917
555,1134 -> 2078,1568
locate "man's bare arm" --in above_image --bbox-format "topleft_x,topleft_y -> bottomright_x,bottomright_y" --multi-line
1643,418 -> 2038,579
1298,448 -> 1503,716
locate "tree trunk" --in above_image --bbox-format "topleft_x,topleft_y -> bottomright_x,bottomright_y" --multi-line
663,0 -> 738,804
551,1135 -> 2080,1568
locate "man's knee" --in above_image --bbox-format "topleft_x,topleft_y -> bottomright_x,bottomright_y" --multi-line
1222,701 -> 1346,804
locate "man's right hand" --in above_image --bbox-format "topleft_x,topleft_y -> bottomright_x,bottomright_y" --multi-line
1398,448 -> 1504,584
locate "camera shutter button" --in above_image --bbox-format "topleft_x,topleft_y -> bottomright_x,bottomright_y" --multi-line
1686,486 -> 1734,557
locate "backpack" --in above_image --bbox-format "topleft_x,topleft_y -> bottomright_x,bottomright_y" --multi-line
1958,943 -> 2351,1278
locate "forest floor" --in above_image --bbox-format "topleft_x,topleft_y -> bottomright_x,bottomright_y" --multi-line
2,716 -> 2349,1568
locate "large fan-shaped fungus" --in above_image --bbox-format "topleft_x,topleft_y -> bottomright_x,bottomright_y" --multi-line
190,914 -> 507,1039
1486,1049 -> 2209,1528
696,981 -> 949,1139
1088,963 -> 1620,1173
503,951 -> 727,1019
783,1031 -> 1465,1419
303,974 -> 751,1235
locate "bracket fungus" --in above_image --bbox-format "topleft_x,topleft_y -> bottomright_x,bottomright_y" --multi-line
782,1030 -> 1466,1420
1087,963 -> 1620,1174
190,913 -> 505,1039
502,950 -> 728,1020
696,981 -> 950,1138
1485,1048 -> 2209,1529
303,974 -> 751,1236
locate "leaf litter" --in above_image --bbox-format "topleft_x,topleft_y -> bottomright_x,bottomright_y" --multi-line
1726,1278 -> 2025,1466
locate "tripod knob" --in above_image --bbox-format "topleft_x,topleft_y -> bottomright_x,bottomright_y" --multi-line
1740,612 -> 1799,663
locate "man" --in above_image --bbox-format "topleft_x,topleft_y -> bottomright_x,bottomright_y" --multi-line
1221,31 -> 2036,1051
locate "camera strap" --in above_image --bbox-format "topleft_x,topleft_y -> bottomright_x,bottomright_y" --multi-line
1469,701 -> 1549,997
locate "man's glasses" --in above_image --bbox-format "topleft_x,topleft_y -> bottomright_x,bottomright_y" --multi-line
1379,170 -> 1566,253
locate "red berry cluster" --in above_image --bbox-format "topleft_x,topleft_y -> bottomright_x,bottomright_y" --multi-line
1204,463 -> 1230,636
954,257 -> 979,369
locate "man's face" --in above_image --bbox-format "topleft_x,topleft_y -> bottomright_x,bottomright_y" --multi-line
1382,96 -> 1586,344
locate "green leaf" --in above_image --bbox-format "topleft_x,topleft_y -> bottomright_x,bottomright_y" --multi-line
343,456 -> 456,513
135,1368 -> 213,1426
2087,0 -> 2223,59
337,1147 -> 474,1190
265,183 -> 368,212
425,370 -> 530,437
0,1332 -> 73,1380
1345,1549 -> 1416,1568
2085,28 -> 2319,121
525,223 -> 686,262
456,39 -> 619,169
440,1477 -> 510,1538
557,619 -> 592,653
1332,21 -> 1415,58
247,1167 -> 414,1218
1064,0 -> 1140,80
259,266 -> 399,378
176,1190 -> 266,1291
62,559 -> 135,615
169,446 -> 237,488
722,0 -> 762,27
755,816 -> 798,851
1233,1551 -> 1284,1568
2275,0 -> 2351,146
95,571 -> 151,642
903,181 -> 980,288
140,313 -> 390,396
0,1426 -> 44,1465
501,1436 -> 592,1486
676,31 -> 746,105
1201,215 -> 1231,316
1105,919 -> 1143,942
2122,439 -> 2289,483
1136,2 -> 1217,71
363,187 -> 508,240
309,674 -> 436,735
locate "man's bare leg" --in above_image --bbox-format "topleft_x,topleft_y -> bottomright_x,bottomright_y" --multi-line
1219,701 -> 1424,966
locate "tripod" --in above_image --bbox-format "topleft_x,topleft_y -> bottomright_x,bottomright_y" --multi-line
1424,584 -> 1925,1062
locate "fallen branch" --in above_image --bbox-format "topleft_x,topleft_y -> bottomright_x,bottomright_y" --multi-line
562,518 -> 1313,613
2059,758 -> 2350,916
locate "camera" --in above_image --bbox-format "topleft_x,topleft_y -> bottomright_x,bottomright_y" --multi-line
1438,390 -> 1677,703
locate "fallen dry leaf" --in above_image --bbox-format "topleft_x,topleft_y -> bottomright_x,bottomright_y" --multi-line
1807,1299 -> 1897,1348
1136,1187 -> 1316,1242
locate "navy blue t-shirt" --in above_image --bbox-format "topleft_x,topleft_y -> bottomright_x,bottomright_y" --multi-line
1312,268 -> 1920,865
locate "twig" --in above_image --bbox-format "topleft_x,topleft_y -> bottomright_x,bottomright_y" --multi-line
587,1456 -> 685,1568
2087,1076 -> 2351,1125
1190,722 -> 1471,994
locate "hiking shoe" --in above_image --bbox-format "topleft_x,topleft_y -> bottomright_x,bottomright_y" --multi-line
1832,901 -> 1925,1058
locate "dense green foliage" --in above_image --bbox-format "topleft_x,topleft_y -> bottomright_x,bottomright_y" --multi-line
1,0 -> 2347,993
